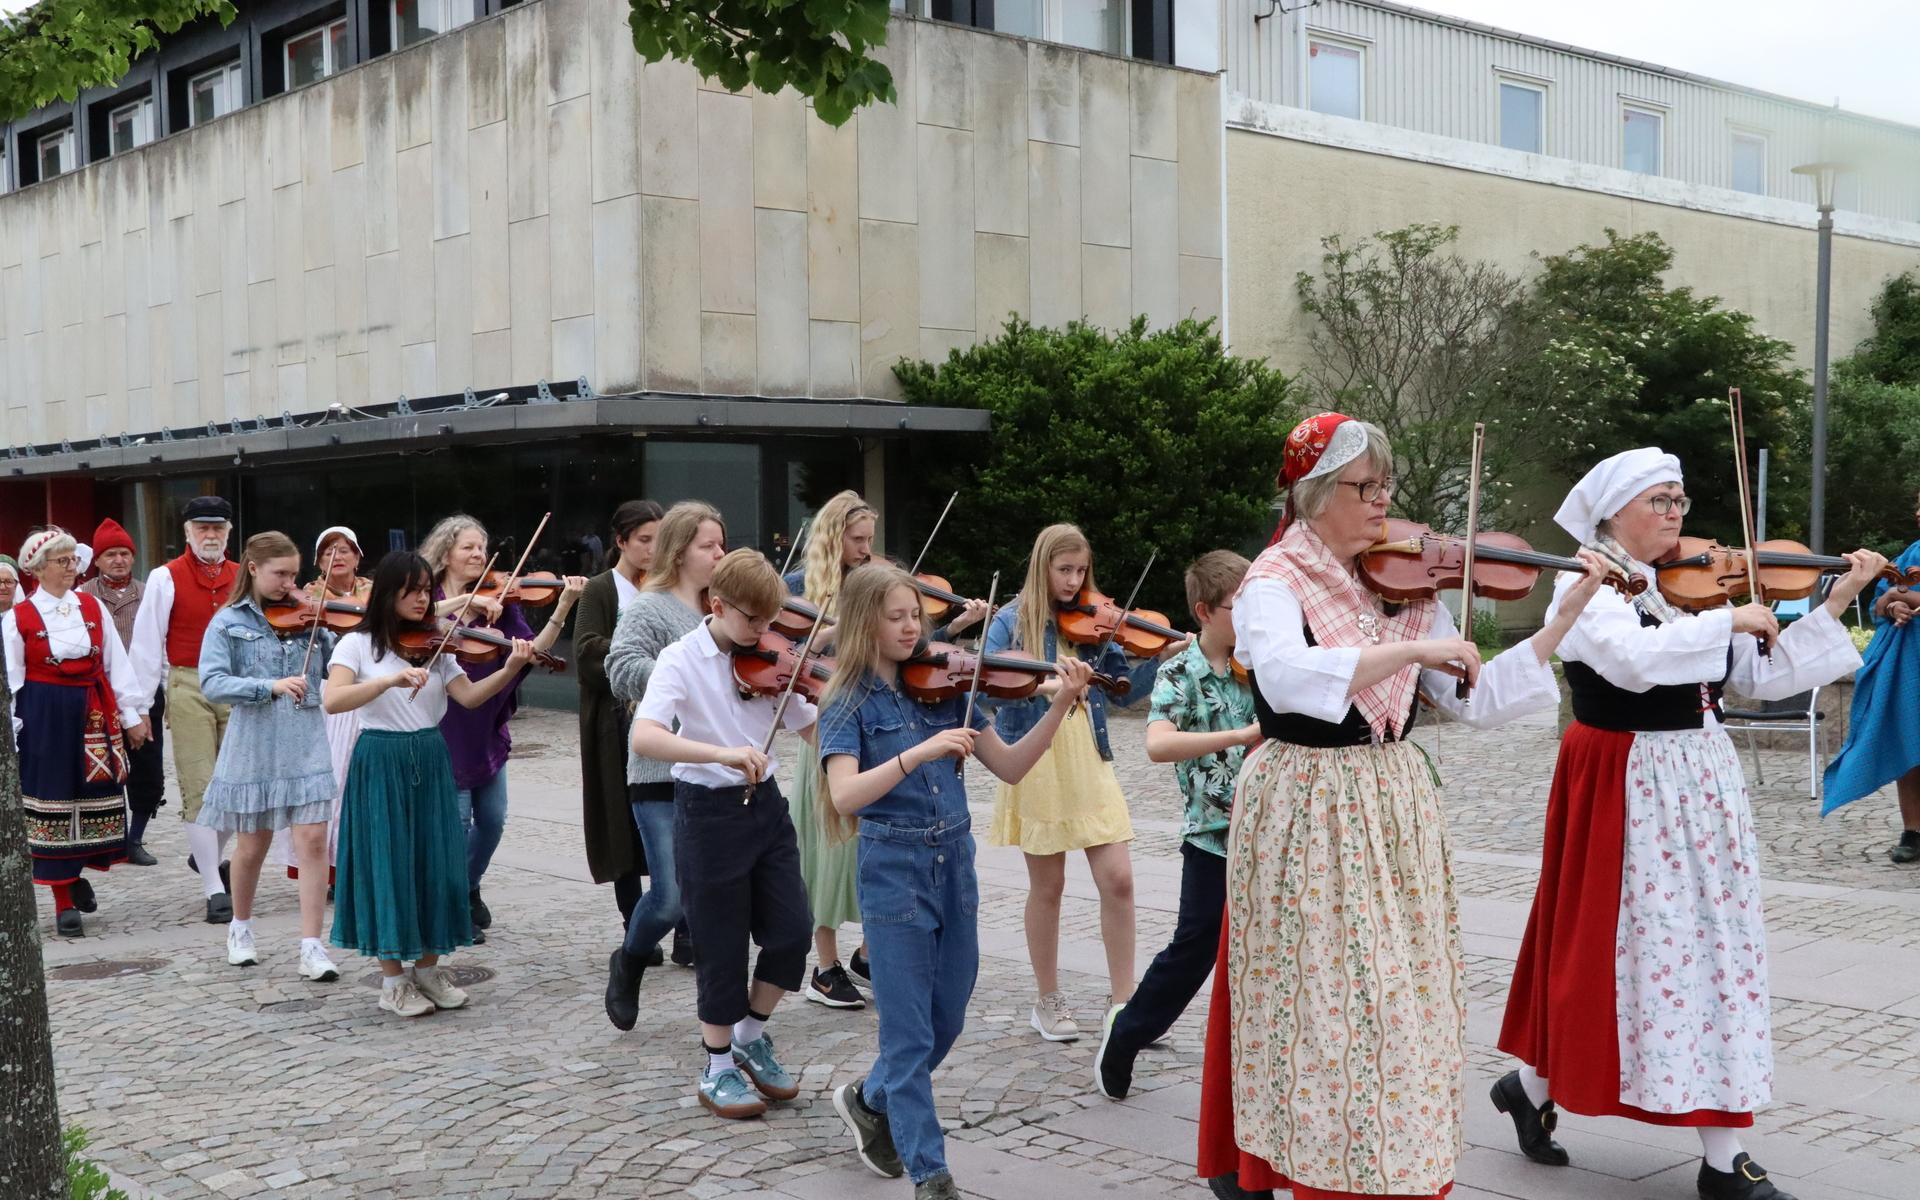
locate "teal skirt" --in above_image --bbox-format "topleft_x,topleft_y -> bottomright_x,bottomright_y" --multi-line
790,742 -> 861,929
331,729 -> 473,961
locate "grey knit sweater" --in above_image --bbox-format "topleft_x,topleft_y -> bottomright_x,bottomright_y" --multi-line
605,590 -> 705,785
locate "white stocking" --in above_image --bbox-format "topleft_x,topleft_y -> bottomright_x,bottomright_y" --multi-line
184,825 -> 227,896
1698,1127 -> 1742,1173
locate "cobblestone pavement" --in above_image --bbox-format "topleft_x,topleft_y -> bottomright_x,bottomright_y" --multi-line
40,704 -> 1920,1200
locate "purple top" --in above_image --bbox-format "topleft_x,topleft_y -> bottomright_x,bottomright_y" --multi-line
434,588 -> 535,790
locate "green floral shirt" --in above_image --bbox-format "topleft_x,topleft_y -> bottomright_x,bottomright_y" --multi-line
1147,639 -> 1256,858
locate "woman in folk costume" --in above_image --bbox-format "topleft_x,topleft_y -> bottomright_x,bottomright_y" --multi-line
1195,413 -> 1611,1200
1493,448 -> 1885,1200
2,528 -> 151,938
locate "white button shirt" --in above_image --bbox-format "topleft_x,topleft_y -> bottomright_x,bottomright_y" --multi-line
635,619 -> 818,788
3,585 -> 146,740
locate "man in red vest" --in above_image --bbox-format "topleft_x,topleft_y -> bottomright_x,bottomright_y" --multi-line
129,495 -> 239,923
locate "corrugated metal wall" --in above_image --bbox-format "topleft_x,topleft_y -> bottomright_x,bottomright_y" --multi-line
1221,0 -> 1920,221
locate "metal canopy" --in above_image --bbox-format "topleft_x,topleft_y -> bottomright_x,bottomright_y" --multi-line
5,388 -> 991,480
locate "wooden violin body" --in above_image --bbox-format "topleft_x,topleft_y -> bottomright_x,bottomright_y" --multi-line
1358,519 -> 1645,603
471,570 -> 566,608
901,642 -> 1127,702
732,632 -> 835,702
1652,537 -> 1918,612
262,594 -> 366,637
1053,587 -> 1181,657
912,574 -> 974,623
770,595 -> 824,640
391,621 -> 567,672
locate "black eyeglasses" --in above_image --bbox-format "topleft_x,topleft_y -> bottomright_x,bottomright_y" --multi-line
1646,495 -> 1693,516
1338,478 -> 1395,504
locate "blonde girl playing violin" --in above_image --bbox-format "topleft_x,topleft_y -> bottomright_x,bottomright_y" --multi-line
324,551 -> 535,1018
196,533 -> 340,980
982,524 -> 1166,1042
818,562 -> 1094,1195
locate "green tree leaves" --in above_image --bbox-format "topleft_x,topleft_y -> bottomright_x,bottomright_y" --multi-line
626,0 -> 896,127
892,317 -> 1300,618
0,0 -> 235,122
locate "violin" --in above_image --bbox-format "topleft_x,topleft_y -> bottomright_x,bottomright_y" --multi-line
392,621 -> 568,673
912,574 -> 975,623
901,641 -> 1128,702
1651,538 -> 1916,612
732,631 -> 835,702
262,594 -> 367,637
770,595 -> 825,640
470,570 -> 567,609
1053,587 -> 1184,657
1358,519 -> 1645,604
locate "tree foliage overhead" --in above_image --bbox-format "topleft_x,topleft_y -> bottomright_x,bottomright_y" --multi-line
1502,229 -> 1811,544
0,0 -> 235,122
1813,270 -> 1920,557
627,0 -> 895,127
892,317 -> 1300,619
1293,223 -> 1557,529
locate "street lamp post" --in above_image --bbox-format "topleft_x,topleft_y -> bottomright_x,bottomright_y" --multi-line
1792,161 -> 1844,555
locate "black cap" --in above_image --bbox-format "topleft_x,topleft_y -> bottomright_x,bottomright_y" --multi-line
181,496 -> 233,524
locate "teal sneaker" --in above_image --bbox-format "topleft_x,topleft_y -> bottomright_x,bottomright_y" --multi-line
732,1032 -> 800,1101
697,1066 -> 767,1120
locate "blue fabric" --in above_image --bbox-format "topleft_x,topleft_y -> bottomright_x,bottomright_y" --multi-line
197,602 -> 336,828
979,598 -> 1153,761
458,766 -> 510,888
331,729 -> 472,961
858,817 -> 980,1183
1823,539 -> 1920,814
817,674 -> 988,826
622,789 -> 683,957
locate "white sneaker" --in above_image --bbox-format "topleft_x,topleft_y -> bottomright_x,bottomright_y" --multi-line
1030,990 -> 1080,1042
299,943 -> 340,982
226,924 -> 259,967
412,965 -> 469,1010
378,978 -> 435,1018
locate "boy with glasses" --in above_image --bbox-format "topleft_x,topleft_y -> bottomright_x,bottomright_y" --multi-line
629,549 -> 819,1120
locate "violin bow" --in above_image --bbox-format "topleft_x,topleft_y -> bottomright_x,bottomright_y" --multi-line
409,551 -> 500,701
484,510 -> 552,626
744,590 -> 835,804
779,518 -> 811,580
1456,423 -> 1485,700
909,491 -> 960,576
956,571 -> 1001,785
296,544 -> 343,687
1729,388 -> 1771,655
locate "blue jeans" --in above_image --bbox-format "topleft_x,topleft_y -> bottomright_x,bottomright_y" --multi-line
859,816 -> 980,1184
457,768 -> 509,891
622,790 -> 682,958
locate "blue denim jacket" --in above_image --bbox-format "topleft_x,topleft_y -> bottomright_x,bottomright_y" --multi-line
980,598 -> 1154,761
199,600 -> 334,707
817,672 -> 989,827
198,600 -> 336,797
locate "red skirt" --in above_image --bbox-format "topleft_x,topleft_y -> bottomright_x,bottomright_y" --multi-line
1197,918 -> 1454,1200
1496,722 -> 1751,1128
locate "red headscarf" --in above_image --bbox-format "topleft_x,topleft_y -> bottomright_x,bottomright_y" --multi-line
1270,412 -> 1355,545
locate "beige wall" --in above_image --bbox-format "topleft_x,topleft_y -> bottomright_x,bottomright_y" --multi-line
1226,128 -> 1920,375
0,3 -> 1223,450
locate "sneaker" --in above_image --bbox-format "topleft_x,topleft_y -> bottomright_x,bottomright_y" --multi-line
731,1033 -> 800,1101
805,964 -> 867,1009
697,1066 -> 768,1120
378,978 -> 436,1018
205,892 -> 233,924
604,949 -> 646,1031
1094,1004 -> 1135,1099
670,925 -> 694,967
848,945 -> 872,985
300,943 -> 340,982
1030,990 -> 1080,1042
832,1081 -> 904,1178
227,924 -> 260,967
124,841 -> 158,866
1892,830 -> 1920,864
469,888 -> 492,930
915,1174 -> 964,1200
412,965 -> 470,1010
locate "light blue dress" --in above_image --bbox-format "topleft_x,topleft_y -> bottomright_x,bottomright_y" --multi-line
1822,539 -> 1920,814
197,600 -> 337,831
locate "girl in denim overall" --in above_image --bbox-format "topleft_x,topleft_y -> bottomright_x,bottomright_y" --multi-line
816,563 -> 1093,1199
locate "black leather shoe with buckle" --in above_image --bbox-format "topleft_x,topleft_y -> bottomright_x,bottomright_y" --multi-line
1490,1070 -> 1570,1166
1698,1153 -> 1795,1200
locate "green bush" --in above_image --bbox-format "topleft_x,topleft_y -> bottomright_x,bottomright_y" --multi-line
64,1127 -> 129,1200
893,316 -> 1300,618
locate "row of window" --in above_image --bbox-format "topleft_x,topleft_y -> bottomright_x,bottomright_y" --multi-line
1,0 -> 482,193
1306,33 -> 1775,196
888,0 -> 1135,59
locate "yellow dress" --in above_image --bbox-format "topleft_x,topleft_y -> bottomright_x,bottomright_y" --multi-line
988,703 -> 1132,854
